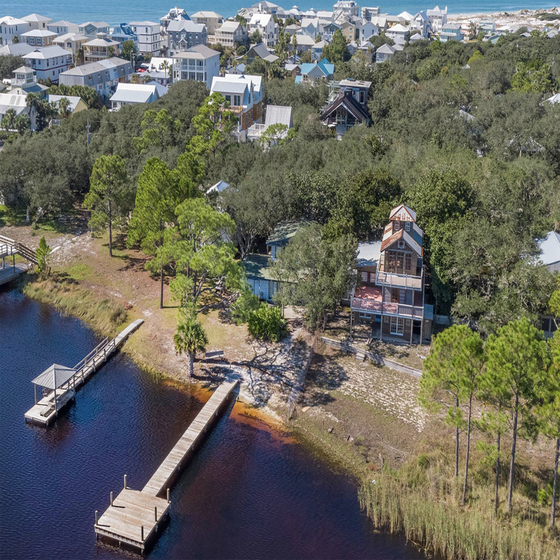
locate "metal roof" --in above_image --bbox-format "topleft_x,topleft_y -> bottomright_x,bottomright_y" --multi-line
23,45 -> 71,60
357,241 -> 381,267
538,231 -> 560,266
22,13 -> 52,23
48,94 -> 85,112
265,105 -> 292,128
174,44 -> 220,60
110,84 -> 158,104
32,364 -> 76,389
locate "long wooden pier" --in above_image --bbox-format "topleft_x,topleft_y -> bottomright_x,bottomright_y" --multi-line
24,319 -> 144,426
94,380 -> 239,553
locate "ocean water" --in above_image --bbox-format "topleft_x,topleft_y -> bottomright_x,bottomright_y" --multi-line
1,0 -> 556,25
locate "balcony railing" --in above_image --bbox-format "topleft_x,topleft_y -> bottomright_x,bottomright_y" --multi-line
351,297 -> 424,318
375,270 -> 423,290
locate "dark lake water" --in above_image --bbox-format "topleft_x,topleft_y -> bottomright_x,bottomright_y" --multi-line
0,287 -> 424,560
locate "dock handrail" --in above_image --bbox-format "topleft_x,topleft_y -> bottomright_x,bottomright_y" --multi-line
0,234 -> 38,265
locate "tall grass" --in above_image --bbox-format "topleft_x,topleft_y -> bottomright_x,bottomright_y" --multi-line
23,276 -> 127,335
359,462 -> 560,560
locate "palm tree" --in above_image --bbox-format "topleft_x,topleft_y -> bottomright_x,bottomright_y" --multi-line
15,113 -> 30,134
174,310 -> 208,377
58,97 -> 71,119
2,109 -> 17,135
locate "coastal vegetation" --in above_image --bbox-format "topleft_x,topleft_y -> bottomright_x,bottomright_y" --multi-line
4,28 -> 560,560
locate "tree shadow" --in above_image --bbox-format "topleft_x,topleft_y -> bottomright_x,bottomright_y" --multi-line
301,352 -> 349,406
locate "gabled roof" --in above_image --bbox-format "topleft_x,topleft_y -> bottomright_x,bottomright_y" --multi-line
109,83 -> 161,104
389,204 -> 417,222
0,93 -> 28,116
54,33 -> 89,43
320,90 -> 370,123
167,19 -> 206,32
129,21 -> 159,26
84,37 -> 120,47
388,23 -> 409,33
266,220 -> 310,246
264,105 -> 292,128
218,21 -> 242,32
191,11 -> 223,19
249,42 -> 279,63
376,43 -> 395,54
48,94 -> 86,112
380,229 -> 422,256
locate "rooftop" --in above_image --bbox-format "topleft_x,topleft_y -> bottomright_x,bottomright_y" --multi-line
538,231 -> 560,266
173,44 -> 220,60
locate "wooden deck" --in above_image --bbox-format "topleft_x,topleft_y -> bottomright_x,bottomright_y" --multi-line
0,263 -> 27,287
24,319 -> 144,426
94,489 -> 170,553
95,380 -> 239,552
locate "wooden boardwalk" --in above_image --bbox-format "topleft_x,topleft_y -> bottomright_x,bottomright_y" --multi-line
94,380 -> 239,553
24,319 -> 144,426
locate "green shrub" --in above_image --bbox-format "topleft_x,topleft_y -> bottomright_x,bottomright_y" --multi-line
417,453 -> 430,470
247,303 -> 287,342
230,288 -> 260,324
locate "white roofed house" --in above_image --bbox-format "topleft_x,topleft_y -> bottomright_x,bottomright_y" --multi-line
22,13 -> 52,30
249,13 -> 278,48
23,46 -> 72,83
0,17 -> 31,46
426,5 -> 447,32
375,43 -> 396,63
410,11 -> 432,38
210,74 -> 264,142
78,21 -> 111,38
213,21 -> 248,49
440,23 -> 463,42
109,82 -> 167,110
47,21 -> 79,35
359,21 -> 379,46
167,19 -> 208,56
20,29 -> 57,47
129,21 -> 161,56
247,104 -> 293,144
53,33 -> 88,59
0,92 -> 34,129
333,0 -> 360,23
191,12 -> 224,36
172,45 -> 220,88
350,204 -> 433,344
47,94 -> 88,124
59,57 -> 133,97
385,23 -> 409,44
322,22 -> 341,42
83,35 -> 121,63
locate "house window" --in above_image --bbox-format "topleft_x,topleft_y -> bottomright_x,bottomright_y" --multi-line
405,222 -> 411,231
394,220 -> 401,230
397,239 -> 405,249
405,253 -> 412,274
234,95 -> 241,106
390,317 -> 404,336
359,312 -> 372,319
361,271 -> 368,283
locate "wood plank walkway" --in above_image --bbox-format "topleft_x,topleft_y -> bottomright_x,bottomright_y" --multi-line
24,319 -> 144,426
94,380 -> 239,553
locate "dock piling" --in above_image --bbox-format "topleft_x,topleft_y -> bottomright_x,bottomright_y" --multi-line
110,491 -> 113,506
155,507 -> 157,521
167,488 -> 170,504
141,525 -> 144,541
95,510 -> 98,525
124,474 -> 127,489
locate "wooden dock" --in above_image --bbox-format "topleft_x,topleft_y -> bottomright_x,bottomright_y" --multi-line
0,263 -> 28,287
94,380 -> 239,553
24,319 -> 144,426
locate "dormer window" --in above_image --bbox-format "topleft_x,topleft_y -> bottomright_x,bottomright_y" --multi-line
397,239 -> 405,249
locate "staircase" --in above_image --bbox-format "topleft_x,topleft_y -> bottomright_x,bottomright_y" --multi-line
0,235 -> 38,265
